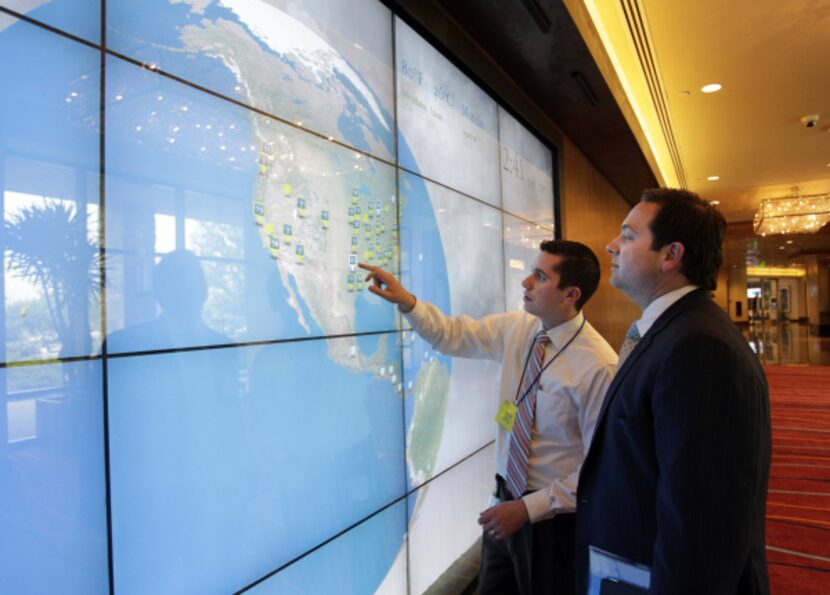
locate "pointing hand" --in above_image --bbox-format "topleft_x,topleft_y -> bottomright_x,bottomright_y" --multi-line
358,263 -> 416,313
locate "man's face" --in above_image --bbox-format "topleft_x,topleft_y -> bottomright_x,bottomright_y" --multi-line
521,252 -> 576,328
606,201 -> 665,304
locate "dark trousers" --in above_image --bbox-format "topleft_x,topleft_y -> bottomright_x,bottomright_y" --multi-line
478,477 -> 576,595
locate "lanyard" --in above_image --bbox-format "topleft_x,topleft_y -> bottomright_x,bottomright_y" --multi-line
513,317 -> 586,407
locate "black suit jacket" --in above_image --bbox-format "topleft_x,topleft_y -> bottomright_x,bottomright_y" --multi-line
576,289 -> 771,595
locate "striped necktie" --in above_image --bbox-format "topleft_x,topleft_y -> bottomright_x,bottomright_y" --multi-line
617,321 -> 641,370
505,329 -> 551,500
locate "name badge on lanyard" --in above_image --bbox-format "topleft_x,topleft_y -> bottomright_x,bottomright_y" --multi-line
494,399 -> 518,432
495,318 -> 586,433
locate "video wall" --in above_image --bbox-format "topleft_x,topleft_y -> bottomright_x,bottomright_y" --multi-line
0,1 -> 555,593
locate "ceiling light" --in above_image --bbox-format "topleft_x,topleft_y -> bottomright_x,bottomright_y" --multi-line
701,83 -> 722,93
754,192 -> 830,235
710,200 -> 720,205
746,266 -> 805,278
707,176 -> 720,181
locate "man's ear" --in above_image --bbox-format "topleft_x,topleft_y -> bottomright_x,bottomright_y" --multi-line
660,241 -> 685,273
564,285 -> 582,306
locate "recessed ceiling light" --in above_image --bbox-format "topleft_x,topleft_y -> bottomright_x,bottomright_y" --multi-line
707,175 -> 720,181
710,200 -> 720,205
786,240 -> 793,244
701,83 -> 722,93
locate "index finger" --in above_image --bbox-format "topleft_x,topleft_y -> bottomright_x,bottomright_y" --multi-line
357,262 -> 376,272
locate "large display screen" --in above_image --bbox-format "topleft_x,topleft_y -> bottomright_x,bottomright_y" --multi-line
0,1 -> 555,593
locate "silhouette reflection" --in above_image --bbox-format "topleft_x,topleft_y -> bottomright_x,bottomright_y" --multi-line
106,249 -> 229,353
106,249 -> 249,592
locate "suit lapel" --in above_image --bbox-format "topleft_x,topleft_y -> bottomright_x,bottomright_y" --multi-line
589,290 -> 711,451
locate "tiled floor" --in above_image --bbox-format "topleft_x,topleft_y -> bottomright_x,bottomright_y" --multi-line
743,321 -> 830,366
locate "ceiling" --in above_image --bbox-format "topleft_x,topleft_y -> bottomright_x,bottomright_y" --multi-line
632,0 -> 830,223
725,221 -> 830,271
574,0 -> 830,269
395,0 -> 830,269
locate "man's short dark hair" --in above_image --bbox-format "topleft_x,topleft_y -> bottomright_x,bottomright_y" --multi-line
539,239 -> 600,311
640,188 -> 726,291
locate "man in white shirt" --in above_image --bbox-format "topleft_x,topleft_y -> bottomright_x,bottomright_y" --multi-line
576,189 -> 771,594
361,240 -> 617,594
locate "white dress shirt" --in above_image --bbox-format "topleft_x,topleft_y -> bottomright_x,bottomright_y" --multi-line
404,300 -> 618,522
633,285 -> 699,338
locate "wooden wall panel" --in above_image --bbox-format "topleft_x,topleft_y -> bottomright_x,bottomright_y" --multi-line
713,268 -> 729,314
561,138 -> 641,351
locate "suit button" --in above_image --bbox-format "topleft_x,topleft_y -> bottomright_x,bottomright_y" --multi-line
579,498 -> 588,504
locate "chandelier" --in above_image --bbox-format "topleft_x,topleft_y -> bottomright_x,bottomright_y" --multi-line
753,192 -> 830,236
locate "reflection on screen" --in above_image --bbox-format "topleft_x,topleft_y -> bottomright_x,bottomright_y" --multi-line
1,22 -> 101,364
407,445 -> 494,593
0,361 -> 107,594
400,172 -> 504,486
107,0 -> 395,161
396,17 -> 501,207
108,336 -> 404,592
499,108 -> 554,226
504,214 -> 554,312
1,1 -> 554,593
247,501 -> 408,595
105,57 -> 398,353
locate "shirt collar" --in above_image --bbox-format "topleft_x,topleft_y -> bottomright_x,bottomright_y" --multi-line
635,285 -> 698,338
540,310 -> 585,351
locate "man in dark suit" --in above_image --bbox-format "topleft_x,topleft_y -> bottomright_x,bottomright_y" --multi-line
576,189 -> 771,594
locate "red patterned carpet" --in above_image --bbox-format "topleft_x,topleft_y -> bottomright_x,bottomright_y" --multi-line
764,365 -> 830,594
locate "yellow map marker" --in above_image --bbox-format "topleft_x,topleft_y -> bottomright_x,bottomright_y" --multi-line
258,154 -> 269,177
